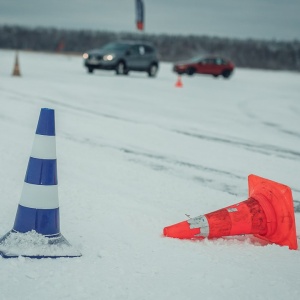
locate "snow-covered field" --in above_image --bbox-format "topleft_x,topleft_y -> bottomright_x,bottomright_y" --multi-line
0,50 -> 300,300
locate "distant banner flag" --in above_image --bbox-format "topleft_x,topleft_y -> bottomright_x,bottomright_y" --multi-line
136,0 -> 144,31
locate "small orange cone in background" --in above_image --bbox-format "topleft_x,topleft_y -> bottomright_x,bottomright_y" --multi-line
163,174 -> 298,250
12,51 -> 21,76
175,75 -> 183,87
56,39 -> 65,53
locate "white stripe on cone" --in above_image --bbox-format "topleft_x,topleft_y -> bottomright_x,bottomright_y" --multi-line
19,183 -> 59,209
30,135 -> 56,159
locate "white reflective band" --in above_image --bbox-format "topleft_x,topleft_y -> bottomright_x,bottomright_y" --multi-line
30,135 -> 56,159
19,182 -> 59,209
188,215 -> 209,237
227,207 -> 238,212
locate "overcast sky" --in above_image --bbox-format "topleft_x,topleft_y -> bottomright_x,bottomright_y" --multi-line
1,0 -> 299,41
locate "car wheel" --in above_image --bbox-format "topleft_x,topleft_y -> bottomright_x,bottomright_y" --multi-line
187,68 -> 195,76
88,67 -> 94,74
222,70 -> 232,78
116,61 -> 126,75
148,64 -> 158,77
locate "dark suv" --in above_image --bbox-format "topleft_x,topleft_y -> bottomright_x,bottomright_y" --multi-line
83,41 -> 159,77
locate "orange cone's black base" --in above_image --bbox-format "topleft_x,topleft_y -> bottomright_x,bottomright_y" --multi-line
163,174 -> 298,250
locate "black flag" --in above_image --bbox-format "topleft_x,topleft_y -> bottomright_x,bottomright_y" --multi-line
135,0 -> 144,31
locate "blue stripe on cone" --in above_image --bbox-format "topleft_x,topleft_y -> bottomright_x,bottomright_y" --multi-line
36,108 -> 55,136
25,157 -> 57,185
13,205 -> 60,235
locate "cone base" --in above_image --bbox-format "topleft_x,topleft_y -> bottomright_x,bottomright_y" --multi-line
12,70 -> 21,77
248,174 -> 298,250
0,230 -> 81,258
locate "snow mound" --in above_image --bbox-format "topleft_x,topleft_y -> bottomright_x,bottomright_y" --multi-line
0,230 -> 81,258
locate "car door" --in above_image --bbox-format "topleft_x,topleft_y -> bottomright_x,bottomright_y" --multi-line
136,45 -> 149,69
126,45 -> 144,70
142,45 -> 155,68
213,58 -> 226,75
209,58 -> 223,75
196,58 -> 215,74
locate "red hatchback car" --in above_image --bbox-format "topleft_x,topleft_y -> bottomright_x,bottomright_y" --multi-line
173,56 -> 235,78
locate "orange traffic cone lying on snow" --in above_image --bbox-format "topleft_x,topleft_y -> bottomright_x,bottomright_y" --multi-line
163,174 -> 298,250
175,75 -> 183,88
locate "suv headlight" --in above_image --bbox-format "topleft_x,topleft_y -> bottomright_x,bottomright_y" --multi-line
103,54 -> 114,61
83,53 -> 89,59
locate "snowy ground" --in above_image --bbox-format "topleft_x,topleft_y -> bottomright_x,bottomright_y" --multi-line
0,50 -> 300,300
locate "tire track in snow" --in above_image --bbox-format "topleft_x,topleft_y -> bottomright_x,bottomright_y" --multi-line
61,131 -> 300,206
173,129 -> 300,161
61,132 -> 250,196
2,86 -> 299,205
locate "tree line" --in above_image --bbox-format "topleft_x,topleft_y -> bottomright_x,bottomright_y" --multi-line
0,25 -> 299,71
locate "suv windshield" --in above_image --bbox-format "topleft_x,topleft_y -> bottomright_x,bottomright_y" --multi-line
101,43 -> 130,51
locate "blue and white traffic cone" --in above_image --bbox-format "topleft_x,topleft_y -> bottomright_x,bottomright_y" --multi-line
0,108 -> 81,258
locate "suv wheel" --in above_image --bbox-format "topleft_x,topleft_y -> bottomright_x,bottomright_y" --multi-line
148,64 -> 158,77
88,67 -> 94,74
116,61 -> 127,75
